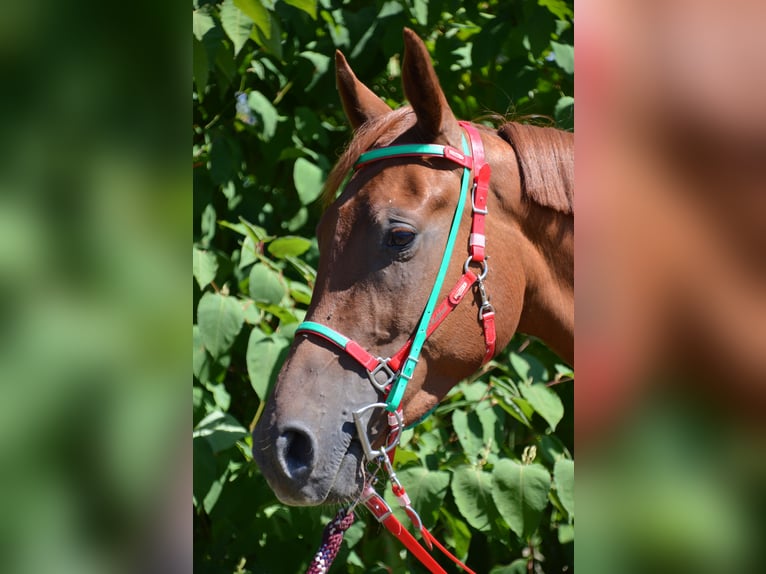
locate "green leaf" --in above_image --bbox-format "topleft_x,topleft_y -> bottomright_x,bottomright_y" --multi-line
192,36 -> 209,94
553,458 -> 574,517
220,0 -> 254,56
555,96 -> 574,129
247,91 -> 279,140
197,292 -> 245,358
193,247 -> 219,289
558,523 -> 574,543
282,0 -> 317,19
204,380 -> 231,411
200,203 -> 216,247
257,303 -> 298,325
461,380 -> 488,402
384,468 -> 450,527
451,466 -> 499,532
492,459 -> 551,539
239,235 -> 259,269
209,135 -> 241,184
439,510 -> 473,563
249,263 -> 286,304
452,410 -> 484,462
476,402 -> 502,453
193,8 -> 215,41
299,51 -> 331,91
234,0 -> 270,37
285,254 -> 317,283
411,0 -> 428,26
288,280 -> 312,305
520,383 -> 564,431
550,41 -> 574,74
267,236 -> 311,258
293,158 -> 324,205
247,330 -> 290,400
490,558 -> 529,574
193,436 -> 218,506
537,0 -> 573,21
193,411 -> 249,453
193,325 -> 212,381
537,434 -> 569,467
509,352 -> 547,382
251,13 -> 283,59
497,394 -> 534,428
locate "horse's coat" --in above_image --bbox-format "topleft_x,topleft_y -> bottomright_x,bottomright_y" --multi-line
252,29 -> 573,506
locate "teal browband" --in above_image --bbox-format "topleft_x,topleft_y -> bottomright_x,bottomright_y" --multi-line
297,135 -> 473,412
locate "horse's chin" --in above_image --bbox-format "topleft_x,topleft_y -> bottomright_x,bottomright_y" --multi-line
272,439 -> 365,507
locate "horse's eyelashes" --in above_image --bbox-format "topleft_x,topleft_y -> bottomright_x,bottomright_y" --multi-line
387,228 -> 416,248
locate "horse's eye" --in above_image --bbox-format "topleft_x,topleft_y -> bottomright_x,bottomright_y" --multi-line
387,228 -> 416,248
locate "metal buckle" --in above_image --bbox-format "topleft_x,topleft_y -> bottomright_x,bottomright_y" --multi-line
352,403 -> 403,462
367,359 -> 395,393
463,254 -> 489,281
471,182 -> 489,214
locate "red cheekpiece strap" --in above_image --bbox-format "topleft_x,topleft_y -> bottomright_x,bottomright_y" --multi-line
459,122 -> 491,263
388,271 -> 477,372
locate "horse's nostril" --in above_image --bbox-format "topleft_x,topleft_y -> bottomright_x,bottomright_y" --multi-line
276,426 -> 316,480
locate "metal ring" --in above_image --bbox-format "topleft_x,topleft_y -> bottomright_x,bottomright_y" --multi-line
463,255 -> 489,281
352,403 -> 403,462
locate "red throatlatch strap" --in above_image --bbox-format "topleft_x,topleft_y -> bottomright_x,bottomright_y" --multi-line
481,310 -> 497,364
459,122 -> 491,263
388,271 -> 477,372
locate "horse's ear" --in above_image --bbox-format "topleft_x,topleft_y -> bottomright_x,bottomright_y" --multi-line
335,50 -> 391,131
401,28 -> 459,140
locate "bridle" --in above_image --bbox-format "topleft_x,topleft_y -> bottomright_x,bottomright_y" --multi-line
296,121 -> 495,419
300,122 -> 494,574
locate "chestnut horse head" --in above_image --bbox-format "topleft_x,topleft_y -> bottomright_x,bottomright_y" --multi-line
252,29 -> 573,506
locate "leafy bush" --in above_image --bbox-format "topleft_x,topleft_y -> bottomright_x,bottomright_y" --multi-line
193,1 -> 573,572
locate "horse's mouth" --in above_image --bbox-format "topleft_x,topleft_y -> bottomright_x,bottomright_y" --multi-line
271,433 -> 366,507
320,437 -> 366,505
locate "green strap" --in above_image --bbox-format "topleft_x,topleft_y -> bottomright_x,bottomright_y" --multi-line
385,133 -> 472,411
356,144 -> 449,167
296,321 -> 349,348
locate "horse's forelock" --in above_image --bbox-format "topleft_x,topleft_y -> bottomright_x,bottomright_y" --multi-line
322,107 -> 418,206
498,123 -> 574,215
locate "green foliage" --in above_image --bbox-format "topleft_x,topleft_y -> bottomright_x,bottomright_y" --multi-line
193,0 -> 573,572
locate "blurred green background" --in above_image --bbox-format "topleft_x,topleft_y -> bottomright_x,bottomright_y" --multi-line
0,0 -> 188,572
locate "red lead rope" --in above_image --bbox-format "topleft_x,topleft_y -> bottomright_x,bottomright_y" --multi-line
362,485 -> 477,574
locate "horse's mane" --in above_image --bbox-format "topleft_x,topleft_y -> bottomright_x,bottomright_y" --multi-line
498,123 -> 574,214
322,108 -> 574,215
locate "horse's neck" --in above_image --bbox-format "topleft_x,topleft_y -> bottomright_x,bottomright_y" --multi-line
516,205 -> 574,365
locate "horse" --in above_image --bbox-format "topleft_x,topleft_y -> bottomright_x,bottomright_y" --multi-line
252,29 -> 573,508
